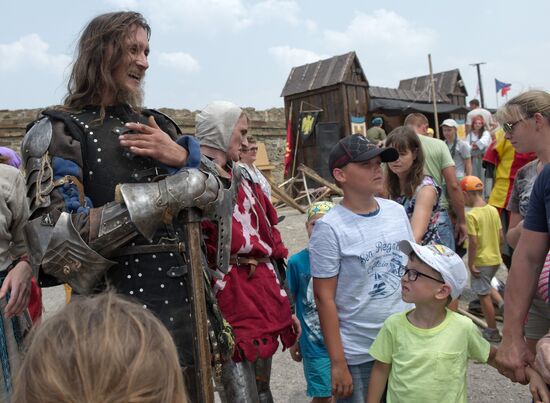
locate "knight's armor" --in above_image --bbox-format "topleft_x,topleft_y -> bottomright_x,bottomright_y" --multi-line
21,105 -> 233,401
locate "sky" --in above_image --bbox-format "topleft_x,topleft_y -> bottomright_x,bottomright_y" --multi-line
1,0 -> 548,111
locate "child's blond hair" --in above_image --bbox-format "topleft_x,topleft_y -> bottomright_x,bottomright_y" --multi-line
13,292 -> 186,403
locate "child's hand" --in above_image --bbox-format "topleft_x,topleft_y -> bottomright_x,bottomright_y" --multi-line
527,366 -> 550,403
289,343 -> 302,362
291,314 -> 302,339
332,361 -> 353,398
469,265 -> 480,278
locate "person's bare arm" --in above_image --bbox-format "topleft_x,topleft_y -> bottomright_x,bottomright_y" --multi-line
409,186 -> 437,243
464,157 -> 473,176
313,277 -> 353,398
442,166 -> 467,243
526,365 -> 550,403
366,361 -> 391,403
468,234 -> 480,278
496,229 -> 549,383
507,212 -> 524,248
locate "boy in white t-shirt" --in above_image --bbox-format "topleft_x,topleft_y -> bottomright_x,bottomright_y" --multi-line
310,135 -> 415,402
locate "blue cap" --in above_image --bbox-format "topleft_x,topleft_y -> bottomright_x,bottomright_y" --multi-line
372,117 -> 383,126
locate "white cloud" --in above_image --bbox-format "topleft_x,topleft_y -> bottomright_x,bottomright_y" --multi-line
324,9 -> 435,57
0,34 -> 71,73
104,0 -> 139,8
111,0 -> 315,33
269,46 -> 326,71
249,0 -> 316,31
158,51 -> 200,73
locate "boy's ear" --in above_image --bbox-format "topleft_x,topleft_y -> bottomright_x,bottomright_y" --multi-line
435,283 -> 452,302
333,167 -> 346,183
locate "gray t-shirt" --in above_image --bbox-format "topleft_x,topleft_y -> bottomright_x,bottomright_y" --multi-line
507,159 -> 539,217
446,139 -> 471,179
309,199 -> 414,365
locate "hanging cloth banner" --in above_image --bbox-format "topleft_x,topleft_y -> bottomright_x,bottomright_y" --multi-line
351,116 -> 366,136
299,111 -> 320,146
284,112 -> 294,176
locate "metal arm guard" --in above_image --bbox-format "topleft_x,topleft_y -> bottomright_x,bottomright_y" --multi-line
21,118 -> 54,216
23,118 -> 236,291
24,212 -> 116,294
119,165 -> 237,272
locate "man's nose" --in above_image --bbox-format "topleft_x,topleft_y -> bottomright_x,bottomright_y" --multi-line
136,53 -> 149,70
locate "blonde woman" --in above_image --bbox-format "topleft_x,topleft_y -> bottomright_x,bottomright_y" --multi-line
493,90 -> 550,384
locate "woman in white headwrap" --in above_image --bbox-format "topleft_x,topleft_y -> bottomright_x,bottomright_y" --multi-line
196,101 -> 299,403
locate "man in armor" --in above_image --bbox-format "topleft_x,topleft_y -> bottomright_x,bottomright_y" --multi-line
21,11 -> 231,401
196,101 -> 299,402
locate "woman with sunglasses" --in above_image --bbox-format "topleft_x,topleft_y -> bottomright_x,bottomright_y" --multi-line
493,90 -> 550,385
239,135 -> 272,199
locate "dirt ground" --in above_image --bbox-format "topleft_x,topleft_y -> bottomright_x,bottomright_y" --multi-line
41,206 -> 531,402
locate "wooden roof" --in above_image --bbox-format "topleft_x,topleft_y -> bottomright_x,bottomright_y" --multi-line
369,86 -> 448,103
280,52 -> 367,97
398,69 -> 468,101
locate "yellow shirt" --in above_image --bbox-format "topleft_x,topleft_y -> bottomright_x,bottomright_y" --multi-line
466,204 -> 502,266
370,309 -> 490,403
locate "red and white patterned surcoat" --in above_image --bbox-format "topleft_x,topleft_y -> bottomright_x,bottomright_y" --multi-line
205,176 -> 296,362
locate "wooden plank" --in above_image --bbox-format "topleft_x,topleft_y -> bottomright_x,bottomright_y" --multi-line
266,176 -> 307,214
298,164 -> 343,196
457,307 -> 488,329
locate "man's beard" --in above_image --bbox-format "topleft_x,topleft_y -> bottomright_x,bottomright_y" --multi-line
114,81 -> 145,108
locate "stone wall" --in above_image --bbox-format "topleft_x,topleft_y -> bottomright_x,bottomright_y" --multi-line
0,107 -> 288,183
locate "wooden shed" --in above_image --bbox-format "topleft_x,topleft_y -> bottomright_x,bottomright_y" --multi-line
368,69 -> 470,133
281,51 -> 368,180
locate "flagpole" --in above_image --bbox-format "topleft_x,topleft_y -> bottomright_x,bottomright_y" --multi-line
495,90 -> 499,108
470,62 -> 487,108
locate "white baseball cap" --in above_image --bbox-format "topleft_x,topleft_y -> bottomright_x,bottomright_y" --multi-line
398,240 -> 468,299
441,119 -> 458,128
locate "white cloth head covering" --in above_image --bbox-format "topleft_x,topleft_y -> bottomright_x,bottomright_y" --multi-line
195,101 -> 243,152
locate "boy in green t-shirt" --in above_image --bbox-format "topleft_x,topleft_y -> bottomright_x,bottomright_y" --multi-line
461,175 -> 504,342
366,241 -> 548,403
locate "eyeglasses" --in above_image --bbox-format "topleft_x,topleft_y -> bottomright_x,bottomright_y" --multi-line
502,119 -> 523,134
241,147 -> 258,153
403,268 -> 445,284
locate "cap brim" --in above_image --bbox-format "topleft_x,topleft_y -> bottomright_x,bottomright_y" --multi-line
352,146 -> 399,163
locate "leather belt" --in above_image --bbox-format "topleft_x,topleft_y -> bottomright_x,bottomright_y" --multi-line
229,255 -> 271,278
111,243 -> 186,258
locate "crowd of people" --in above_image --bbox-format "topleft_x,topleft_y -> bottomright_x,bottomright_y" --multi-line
1,8 -> 550,403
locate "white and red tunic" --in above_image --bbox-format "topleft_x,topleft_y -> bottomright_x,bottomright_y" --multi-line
205,177 -> 296,362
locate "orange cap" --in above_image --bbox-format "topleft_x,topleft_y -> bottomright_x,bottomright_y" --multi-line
460,175 -> 484,191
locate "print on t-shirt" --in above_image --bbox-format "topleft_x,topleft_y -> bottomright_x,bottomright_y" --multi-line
361,241 -> 404,299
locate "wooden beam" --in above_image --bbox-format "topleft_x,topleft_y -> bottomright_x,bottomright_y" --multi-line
266,176 -> 306,214
457,308 -> 488,329
298,164 -> 343,196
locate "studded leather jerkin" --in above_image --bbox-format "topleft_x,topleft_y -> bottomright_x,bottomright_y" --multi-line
52,105 -> 199,367
70,105 -> 164,207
